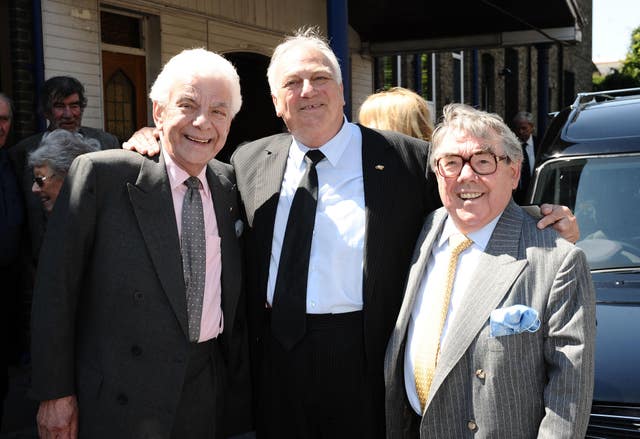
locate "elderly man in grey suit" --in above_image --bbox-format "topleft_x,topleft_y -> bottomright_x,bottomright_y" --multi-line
30,49 -> 250,438
385,104 -> 596,438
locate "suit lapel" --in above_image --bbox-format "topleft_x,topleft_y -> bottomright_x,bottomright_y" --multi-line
253,136 -> 290,293
426,202 -> 528,407
360,125 -> 397,300
206,164 -> 241,338
128,153 -> 189,338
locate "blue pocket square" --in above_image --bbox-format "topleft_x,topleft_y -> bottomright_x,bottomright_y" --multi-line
490,305 -> 540,337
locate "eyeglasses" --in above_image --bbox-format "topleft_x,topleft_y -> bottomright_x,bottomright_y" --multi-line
436,151 -> 509,178
33,174 -> 56,188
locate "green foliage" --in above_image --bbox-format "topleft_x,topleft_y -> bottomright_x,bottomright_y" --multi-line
593,26 -> 640,90
594,69 -> 640,91
621,26 -> 640,80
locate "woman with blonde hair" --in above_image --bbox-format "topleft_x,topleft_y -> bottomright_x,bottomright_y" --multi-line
358,87 -> 434,141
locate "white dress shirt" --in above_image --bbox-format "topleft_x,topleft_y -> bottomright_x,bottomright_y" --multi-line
404,214 -> 501,414
523,135 -> 535,174
266,118 -> 366,314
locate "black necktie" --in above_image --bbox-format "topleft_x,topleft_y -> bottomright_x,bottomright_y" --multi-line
182,176 -> 206,342
520,141 -> 531,191
271,149 -> 325,350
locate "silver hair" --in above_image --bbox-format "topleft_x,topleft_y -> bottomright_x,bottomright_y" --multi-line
0,93 -> 12,120
28,129 -> 100,174
266,26 -> 342,95
430,103 -> 523,171
149,48 -> 242,117
513,111 -> 534,125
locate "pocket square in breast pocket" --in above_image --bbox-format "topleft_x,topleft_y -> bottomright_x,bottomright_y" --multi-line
234,219 -> 244,237
490,304 -> 540,337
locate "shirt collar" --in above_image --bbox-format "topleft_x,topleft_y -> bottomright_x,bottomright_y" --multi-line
438,213 -> 502,252
290,115 -> 353,168
162,147 -> 210,198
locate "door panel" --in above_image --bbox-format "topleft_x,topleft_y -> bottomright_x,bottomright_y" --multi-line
102,51 -> 146,142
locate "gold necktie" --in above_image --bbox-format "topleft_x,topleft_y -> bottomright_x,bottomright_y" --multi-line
414,233 -> 473,413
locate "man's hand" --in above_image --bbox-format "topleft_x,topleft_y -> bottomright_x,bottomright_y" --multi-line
37,395 -> 79,439
122,126 -> 161,156
537,203 -> 580,243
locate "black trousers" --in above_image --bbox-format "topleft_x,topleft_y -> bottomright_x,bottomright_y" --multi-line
257,310 -> 377,439
171,338 -> 224,439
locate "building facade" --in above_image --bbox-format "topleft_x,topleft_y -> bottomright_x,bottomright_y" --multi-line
1,0 -> 592,153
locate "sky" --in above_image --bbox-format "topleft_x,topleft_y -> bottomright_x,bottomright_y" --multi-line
592,0 -> 640,62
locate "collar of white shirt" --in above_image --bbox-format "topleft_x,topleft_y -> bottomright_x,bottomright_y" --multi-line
437,213 -> 503,253
290,116 -> 355,168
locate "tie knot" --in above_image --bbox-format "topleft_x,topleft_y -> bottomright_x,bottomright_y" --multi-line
184,176 -> 201,190
305,149 -> 325,166
449,233 -> 473,256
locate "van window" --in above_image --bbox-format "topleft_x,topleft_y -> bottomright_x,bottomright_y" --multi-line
532,155 -> 640,270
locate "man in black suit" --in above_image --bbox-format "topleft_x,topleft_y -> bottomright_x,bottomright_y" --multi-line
511,111 -> 537,204
30,49 -> 249,438
231,29 -> 437,438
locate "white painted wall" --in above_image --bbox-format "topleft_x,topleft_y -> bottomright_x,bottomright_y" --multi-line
40,0 -> 374,128
42,0 -> 104,128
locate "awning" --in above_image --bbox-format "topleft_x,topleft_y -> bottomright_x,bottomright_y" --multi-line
349,0 -> 585,55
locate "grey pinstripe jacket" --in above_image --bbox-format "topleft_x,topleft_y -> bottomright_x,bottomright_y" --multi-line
385,201 -> 596,439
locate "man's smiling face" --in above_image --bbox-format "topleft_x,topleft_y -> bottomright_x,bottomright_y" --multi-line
434,129 -> 520,234
271,45 -> 345,148
153,74 -> 232,175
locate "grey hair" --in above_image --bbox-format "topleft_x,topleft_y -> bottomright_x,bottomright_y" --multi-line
430,103 -> 523,171
149,48 -> 242,117
513,111 -> 534,125
28,129 -> 100,174
0,93 -> 12,119
267,26 -> 342,95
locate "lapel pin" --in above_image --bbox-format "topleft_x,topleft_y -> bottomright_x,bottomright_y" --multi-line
375,165 -> 385,171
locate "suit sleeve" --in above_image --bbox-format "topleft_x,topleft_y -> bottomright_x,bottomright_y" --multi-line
30,155 -> 98,401
538,247 -> 596,438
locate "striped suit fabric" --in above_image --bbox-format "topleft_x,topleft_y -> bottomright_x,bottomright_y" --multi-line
385,201 -> 596,438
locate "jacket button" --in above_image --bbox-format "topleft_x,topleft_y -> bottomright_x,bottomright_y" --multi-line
133,291 -> 144,302
475,369 -> 486,380
116,393 -> 128,405
131,345 -> 142,357
467,420 -> 478,431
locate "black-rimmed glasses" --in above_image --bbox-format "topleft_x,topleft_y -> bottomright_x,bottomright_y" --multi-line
33,174 -> 56,188
436,151 -> 509,178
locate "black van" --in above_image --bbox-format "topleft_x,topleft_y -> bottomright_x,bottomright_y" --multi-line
530,88 -> 640,438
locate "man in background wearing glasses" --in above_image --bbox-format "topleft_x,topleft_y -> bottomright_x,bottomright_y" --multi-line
385,103 -> 595,438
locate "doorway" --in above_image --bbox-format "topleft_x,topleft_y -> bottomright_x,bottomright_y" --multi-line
102,51 -> 147,142
220,52 -> 284,163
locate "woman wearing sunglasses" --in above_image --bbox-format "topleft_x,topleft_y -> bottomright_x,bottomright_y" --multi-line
28,129 -> 99,213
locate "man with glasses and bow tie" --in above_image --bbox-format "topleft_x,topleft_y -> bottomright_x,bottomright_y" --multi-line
384,104 -> 595,439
